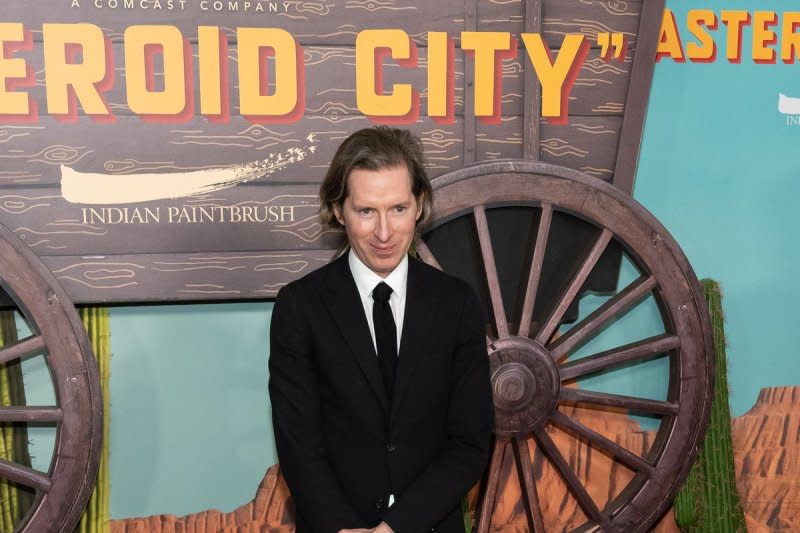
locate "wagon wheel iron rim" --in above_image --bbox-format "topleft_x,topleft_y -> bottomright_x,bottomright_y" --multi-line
416,160 -> 714,533
0,222 -> 102,532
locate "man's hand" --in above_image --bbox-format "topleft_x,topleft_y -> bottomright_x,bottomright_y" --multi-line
338,522 -> 394,533
371,522 -> 395,533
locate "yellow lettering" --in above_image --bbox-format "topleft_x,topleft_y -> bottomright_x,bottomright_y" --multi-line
521,33 -> 585,118
427,32 -> 449,118
752,11 -> 778,63
656,9 -> 684,61
43,23 -> 110,115
237,27 -> 299,117
198,26 -> 223,115
356,29 -> 413,117
687,9 -> 717,61
124,25 -> 186,115
781,12 -> 800,63
0,23 -> 30,115
461,32 -> 510,117
720,11 -> 750,62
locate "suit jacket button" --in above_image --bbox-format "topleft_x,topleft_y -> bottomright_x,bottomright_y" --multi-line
386,442 -> 397,452
375,498 -> 385,509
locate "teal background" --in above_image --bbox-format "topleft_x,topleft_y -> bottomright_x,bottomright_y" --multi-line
108,302 -> 275,517
22,0 -> 789,520
635,0 -> 800,417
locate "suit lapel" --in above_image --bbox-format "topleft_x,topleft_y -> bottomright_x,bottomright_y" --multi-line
322,254 -> 389,413
392,257 -> 436,420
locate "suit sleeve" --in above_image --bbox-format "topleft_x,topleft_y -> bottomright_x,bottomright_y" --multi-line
268,283 -> 364,533
382,283 -> 493,533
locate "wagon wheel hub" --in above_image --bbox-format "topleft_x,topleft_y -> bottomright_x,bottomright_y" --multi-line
489,337 -> 559,436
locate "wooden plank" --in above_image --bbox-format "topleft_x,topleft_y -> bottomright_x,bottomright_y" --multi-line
613,0 -> 665,193
0,117 -> 465,185
463,0 -> 477,164
41,249 -> 336,303
523,0 -> 543,159
0,183 -> 334,254
8,1 -> 464,46
478,0 -> 642,47
476,116 -> 621,180
540,116 -> 621,180
9,0 -> 640,48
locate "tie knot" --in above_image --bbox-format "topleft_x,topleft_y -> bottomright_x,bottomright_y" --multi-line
372,282 -> 393,303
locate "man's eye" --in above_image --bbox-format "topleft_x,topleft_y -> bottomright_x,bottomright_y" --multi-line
358,208 -> 372,215
394,206 -> 407,213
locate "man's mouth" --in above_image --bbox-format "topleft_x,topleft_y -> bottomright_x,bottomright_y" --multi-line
371,244 -> 395,256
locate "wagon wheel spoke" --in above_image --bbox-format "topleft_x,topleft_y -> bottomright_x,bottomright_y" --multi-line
0,459 -> 51,492
0,406 -> 63,423
536,228 -> 613,347
513,436 -> 546,532
533,427 -> 611,529
0,335 -> 46,365
560,334 -> 681,382
518,204 -> 553,338
473,206 -> 509,338
560,388 -> 679,416
414,236 -> 442,270
475,438 -> 508,533
550,411 -> 655,476
415,236 -> 491,343
550,275 -> 657,362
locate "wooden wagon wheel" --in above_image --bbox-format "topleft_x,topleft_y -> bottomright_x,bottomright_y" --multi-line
415,160 -> 714,533
0,222 -> 102,532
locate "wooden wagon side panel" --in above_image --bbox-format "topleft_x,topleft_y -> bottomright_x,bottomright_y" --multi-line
0,0 -> 663,304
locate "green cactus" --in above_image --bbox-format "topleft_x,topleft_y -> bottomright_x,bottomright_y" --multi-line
75,306 -> 111,533
674,279 -> 747,533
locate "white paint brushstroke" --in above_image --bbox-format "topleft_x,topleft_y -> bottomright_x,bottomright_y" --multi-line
61,139 -> 316,205
778,93 -> 800,115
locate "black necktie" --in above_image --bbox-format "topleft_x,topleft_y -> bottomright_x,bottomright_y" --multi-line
372,282 -> 397,395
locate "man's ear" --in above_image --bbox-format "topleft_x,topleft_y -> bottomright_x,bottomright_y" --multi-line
415,194 -> 424,221
333,203 -> 344,226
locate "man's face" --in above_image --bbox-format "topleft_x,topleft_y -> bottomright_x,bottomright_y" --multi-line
334,164 -> 422,278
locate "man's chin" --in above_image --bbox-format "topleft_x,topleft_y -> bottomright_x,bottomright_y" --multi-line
367,256 -> 402,276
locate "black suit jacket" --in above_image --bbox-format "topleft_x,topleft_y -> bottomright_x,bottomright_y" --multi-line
269,253 -> 493,533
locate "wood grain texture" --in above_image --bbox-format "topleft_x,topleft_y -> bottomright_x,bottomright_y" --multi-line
0,184 -> 335,254
42,250 -> 335,302
9,1 -> 462,46
0,0 -> 651,305
10,0 -> 641,47
0,116 -> 619,186
612,0 -> 665,193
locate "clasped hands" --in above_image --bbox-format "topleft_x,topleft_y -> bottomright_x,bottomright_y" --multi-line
339,521 -> 394,533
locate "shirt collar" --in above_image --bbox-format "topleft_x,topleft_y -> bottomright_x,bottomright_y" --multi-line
348,249 -> 409,303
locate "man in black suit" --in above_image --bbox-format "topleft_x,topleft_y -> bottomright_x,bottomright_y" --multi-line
269,127 -> 493,533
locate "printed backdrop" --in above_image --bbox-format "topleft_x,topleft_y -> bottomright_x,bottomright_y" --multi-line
1,0 -> 799,531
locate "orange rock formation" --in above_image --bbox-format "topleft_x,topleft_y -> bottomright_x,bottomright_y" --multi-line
110,386 -> 800,533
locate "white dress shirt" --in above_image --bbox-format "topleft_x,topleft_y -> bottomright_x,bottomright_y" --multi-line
348,249 -> 407,509
348,249 -> 407,354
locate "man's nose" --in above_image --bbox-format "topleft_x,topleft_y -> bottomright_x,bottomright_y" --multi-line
375,212 -> 391,241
